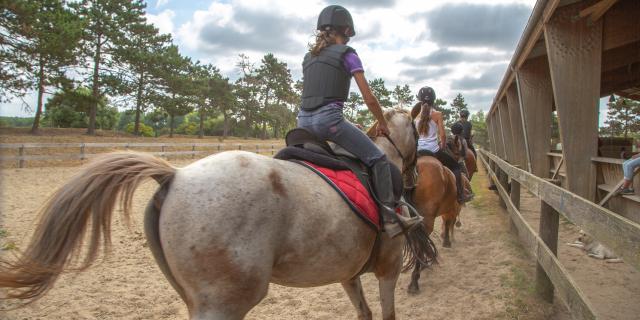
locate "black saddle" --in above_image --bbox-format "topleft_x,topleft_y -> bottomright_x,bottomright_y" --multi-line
274,128 -> 403,203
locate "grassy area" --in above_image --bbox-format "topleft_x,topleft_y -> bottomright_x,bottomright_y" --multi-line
472,163 -> 557,319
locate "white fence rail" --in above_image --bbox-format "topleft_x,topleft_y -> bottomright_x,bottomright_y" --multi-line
0,142 -> 286,168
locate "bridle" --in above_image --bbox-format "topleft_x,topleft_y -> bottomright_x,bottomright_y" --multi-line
380,119 -> 418,175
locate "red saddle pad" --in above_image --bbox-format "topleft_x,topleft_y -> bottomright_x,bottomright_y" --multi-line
304,162 -> 380,229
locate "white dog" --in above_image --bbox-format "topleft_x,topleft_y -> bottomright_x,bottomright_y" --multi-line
566,230 -> 623,263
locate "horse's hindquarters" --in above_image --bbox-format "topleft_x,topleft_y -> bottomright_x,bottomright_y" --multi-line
156,152 -> 376,315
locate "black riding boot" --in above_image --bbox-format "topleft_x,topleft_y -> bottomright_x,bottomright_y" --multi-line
453,168 -> 472,203
371,159 -> 423,238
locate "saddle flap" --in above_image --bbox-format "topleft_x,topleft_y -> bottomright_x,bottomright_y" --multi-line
285,128 -> 333,154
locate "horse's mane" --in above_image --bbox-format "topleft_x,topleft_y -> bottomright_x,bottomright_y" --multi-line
366,107 -> 410,138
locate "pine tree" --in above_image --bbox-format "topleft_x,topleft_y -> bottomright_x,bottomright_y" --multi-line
153,45 -> 195,137
73,0 -> 147,135
450,93 -> 469,116
1,0 -> 83,133
368,78 -> 392,108
391,84 -> 414,108
114,21 -> 170,135
470,110 -> 489,148
605,96 -> 640,138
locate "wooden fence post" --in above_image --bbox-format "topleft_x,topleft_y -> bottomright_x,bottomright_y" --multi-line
537,178 -> 561,302
161,145 -> 166,159
271,144 -> 274,156
80,143 -> 86,161
217,145 -> 221,153
238,144 -> 242,151
509,171 -> 521,233
256,145 -> 259,154
497,167 -> 508,209
192,145 -> 196,159
18,145 -> 25,168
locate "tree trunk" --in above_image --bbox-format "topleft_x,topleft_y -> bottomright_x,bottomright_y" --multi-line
169,114 -> 174,138
30,58 -> 45,134
88,34 -> 102,135
134,70 -> 144,135
199,107 -> 205,138
223,110 -> 229,139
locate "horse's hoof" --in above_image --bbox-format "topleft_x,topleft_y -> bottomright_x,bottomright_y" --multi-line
407,285 -> 420,295
455,221 -> 462,228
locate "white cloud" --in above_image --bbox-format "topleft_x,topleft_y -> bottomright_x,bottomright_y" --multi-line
156,0 -> 169,9
146,9 -> 176,36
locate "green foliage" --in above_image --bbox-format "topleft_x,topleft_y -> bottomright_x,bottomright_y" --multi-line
470,110 -> 489,148
0,0 -> 83,132
604,96 -> 640,138
125,122 -> 154,137
368,78 -> 392,108
391,84 -> 414,108
0,117 -> 34,127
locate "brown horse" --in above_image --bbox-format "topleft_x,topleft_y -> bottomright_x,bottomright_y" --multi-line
446,136 -> 477,180
407,155 -> 462,294
0,108 -> 435,320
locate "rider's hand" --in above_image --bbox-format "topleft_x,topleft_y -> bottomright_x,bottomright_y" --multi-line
376,121 -> 390,136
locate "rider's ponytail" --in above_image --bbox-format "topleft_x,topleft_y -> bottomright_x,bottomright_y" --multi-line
417,102 -> 432,136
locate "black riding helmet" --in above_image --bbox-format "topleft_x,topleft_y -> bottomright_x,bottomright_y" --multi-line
451,122 -> 464,135
460,109 -> 470,118
317,5 -> 355,37
417,86 -> 436,105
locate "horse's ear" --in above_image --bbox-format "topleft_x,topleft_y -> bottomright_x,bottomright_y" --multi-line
366,121 -> 378,138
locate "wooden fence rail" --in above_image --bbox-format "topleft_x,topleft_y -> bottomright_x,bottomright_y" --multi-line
0,142 -> 285,168
479,149 -> 640,319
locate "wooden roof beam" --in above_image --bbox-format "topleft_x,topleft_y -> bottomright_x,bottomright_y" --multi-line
579,0 -> 619,22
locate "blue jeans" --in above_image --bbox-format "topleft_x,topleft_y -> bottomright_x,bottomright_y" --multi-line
623,157 -> 640,180
297,103 -> 385,167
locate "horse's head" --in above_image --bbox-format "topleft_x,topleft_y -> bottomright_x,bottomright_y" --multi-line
367,107 -> 418,180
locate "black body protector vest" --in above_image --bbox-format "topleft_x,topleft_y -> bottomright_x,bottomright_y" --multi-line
301,44 -> 355,111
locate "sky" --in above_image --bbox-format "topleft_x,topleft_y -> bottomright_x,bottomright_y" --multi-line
1,0 -> 609,124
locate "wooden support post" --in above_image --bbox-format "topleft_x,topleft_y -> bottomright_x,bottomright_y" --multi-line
18,145 -> 25,168
498,100 -> 515,163
551,156 -> 564,180
510,165 -> 522,233
80,143 -> 86,161
517,56 -> 553,178
271,144 -> 275,156
506,84 -> 528,169
256,145 -> 259,154
498,167 -> 508,209
537,178 -> 561,302
161,145 -> 166,158
217,145 -> 221,153
545,2 -> 602,200
238,144 -> 242,151
192,145 -> 196,159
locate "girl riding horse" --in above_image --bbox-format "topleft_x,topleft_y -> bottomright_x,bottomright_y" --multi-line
412,86 -> 471,203
297,5 -> 421,237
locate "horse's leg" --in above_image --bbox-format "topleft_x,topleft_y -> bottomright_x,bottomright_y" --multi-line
341,277 -> 373,320
407,261 -> 422,295
442,218 -> 452,248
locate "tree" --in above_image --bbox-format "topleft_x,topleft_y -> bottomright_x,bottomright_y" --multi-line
73,0 -> 147,135
605,96 -> 640,138
345,92 -> 363,123
234,54 -> 260,138
113,21 -> 170,135
0,0 -> 83,133
255,53 -> 296,139
391,84 -> 414,108
368,78 -> 392,108
470,110 -> 489,148
447,93 -> 468,128
154,45 -> 194,137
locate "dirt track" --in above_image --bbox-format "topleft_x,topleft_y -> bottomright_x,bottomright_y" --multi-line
0,160 -> 585,319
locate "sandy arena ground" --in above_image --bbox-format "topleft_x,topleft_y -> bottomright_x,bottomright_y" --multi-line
0,159 -> 631,319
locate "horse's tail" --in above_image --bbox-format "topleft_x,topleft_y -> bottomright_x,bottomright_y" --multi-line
0,152 -> 175,302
